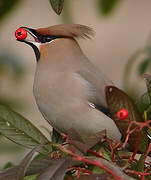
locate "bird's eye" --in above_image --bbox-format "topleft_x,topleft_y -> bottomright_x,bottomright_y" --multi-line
15,28 -> 27,40
46,36 -> 52,42
41,36 -> 52,43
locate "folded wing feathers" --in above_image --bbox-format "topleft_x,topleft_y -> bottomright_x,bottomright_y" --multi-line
36,24 -> 94,39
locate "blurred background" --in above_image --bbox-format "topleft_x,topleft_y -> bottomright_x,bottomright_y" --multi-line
1,0 -> 151,167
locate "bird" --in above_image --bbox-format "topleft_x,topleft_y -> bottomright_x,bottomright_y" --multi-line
16,24 -> 121,141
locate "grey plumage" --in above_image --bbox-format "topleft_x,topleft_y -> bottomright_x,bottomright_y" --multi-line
18,24 -> 121,141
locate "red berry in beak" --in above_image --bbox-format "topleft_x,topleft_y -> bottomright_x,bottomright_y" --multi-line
15,28 -> 27,40
116,108 -> 129,120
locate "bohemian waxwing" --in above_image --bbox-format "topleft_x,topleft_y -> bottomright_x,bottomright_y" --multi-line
16,24 -> 121,141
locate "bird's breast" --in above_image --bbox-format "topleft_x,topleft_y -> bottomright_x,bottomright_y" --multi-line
33,61 -> 91,112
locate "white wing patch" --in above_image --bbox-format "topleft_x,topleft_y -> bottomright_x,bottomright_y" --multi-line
88,103 -> 96,109
147,133 -> 151,140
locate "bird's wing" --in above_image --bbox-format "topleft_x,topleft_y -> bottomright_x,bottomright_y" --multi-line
76,61 -> 113,110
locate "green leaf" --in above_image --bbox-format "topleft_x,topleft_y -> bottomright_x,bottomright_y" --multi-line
106,86 -> 148,153
138,59 -> 150,76
136,91 -> 151,120
136,93 -> 150,113
52,128 -> 64,144
136,74 -> 151,119
0,147 -> 38,180
0,105 -> 51,154
91,166 -> 105,174
0,0 -> 22,23
49,0 -> 64,15
89,142 -> 111,161
129,154 -> 145,179
97,0 -> 121,16
2,162 -> 14,170
135,154 -> 145,172
144,74 -> 151,101
24,174 -> 38,180
147,128 -> 151,139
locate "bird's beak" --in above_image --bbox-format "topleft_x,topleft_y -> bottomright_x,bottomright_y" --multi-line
16,27 -> 41,61
18,27 -> 41,43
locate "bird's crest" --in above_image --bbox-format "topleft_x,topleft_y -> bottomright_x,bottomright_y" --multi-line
36,24 -> 94,39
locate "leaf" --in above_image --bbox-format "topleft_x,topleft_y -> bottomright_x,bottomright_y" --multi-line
97,0 -> 121,16
95,143 -> 112,161
18,147 -> 40,179
52,128 -> 64,144
0,0 -> 22,23
24,174 -> 38,180
90,166 -> 105,174
26,155 -> 54,176
144,74 -> 151,102
49,0 -> 64,15
106,86 -> 148,152
135,154 -> 145,172
136,74 -> 151,119
0,147 -> 38,180
138,59 -> 150,76
36,158 -> 72,180
129,154 -> 145,179
52,128 -> 106,155
0,105 -> 51,154
0,141 -> 24,154
136,93 -> 150,114
88,157 -> 134,180
2,162 -> 14,170
106,86 -> 144,122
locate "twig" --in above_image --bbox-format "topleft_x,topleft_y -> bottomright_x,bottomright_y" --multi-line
57,145 -> 128,180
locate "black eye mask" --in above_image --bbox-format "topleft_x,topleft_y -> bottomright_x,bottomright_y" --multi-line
17,27 -> 64,61
39,35 -> 63,43
20,27 -> 63,43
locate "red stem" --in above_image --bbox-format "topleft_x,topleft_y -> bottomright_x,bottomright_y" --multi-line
129,131 -> 141,163
87,149 -> 103,159
58,145 -> 125,180
68,167 -> 92,175
126,169 -> 151,177
144,142 -> 151,162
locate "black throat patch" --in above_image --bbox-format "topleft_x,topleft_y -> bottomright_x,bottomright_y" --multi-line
17,35 -> 63,61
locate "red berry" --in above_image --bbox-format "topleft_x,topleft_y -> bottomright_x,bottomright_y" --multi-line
116,108 -> 129,120
15,28 -> 27,40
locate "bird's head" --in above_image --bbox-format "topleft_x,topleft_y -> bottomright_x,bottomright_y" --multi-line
15,24 -> 94,61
